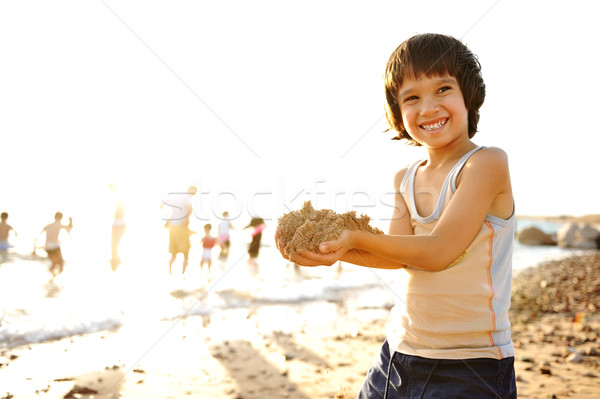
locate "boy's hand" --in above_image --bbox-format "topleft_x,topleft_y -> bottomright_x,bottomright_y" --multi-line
291,248 -> 339,267
291,231 -> 353,267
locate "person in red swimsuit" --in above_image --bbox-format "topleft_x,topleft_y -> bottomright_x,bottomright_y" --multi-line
200,223 -> 218,277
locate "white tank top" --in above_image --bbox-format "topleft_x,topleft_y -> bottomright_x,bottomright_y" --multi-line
387,146 -> 515,359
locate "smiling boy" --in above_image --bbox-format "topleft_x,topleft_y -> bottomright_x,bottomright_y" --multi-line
289,34 -> 517,398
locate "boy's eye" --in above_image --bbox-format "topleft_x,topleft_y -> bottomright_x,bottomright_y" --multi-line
438,86 -> 451,94
403,95 -> 418,103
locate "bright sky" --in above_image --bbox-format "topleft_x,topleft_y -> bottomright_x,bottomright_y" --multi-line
1,1 -> 599,237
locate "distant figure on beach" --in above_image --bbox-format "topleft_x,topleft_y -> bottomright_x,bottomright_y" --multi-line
284,34 -> 517,397
164,186 -> 197,274
218,211 -> 233,258
0,212 -> 17,263
200,223 -> 218,277
245,217 -> 266,266
109,182 -> 126,270
35,212 -> 73,276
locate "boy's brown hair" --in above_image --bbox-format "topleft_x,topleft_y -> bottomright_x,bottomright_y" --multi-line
384,33 -> 485,144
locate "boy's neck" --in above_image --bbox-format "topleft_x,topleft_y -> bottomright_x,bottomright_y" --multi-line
424,139 -> 477,169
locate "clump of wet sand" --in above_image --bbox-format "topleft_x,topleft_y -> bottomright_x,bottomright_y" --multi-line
276,201 -> 383,258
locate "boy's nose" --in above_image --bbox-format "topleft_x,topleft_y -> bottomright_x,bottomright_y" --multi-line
420,96 -> 440,116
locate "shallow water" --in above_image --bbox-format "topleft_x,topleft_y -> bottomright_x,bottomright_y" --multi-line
0,218 -> 589,349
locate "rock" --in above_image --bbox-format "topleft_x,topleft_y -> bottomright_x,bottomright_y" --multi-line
335,386 -> 347,399
516,375 -> 527,383
557,223 -> 578,248
517,226 -> 556,246
557,223 -> 600,249
566,351 -> 583,363
585,347 -> 599,356
539,366 -> 552,375
63,386 -> 99,399
579,224 -> 600,241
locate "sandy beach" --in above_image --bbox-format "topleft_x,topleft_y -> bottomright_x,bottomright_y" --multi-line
1,252 -> 599,399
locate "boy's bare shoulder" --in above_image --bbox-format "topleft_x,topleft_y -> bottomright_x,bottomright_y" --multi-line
393,165 -> 412,189
468,146 -> 509,168
460,146 -> 510,187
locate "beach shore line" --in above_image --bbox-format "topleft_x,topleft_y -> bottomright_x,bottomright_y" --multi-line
517,214 -> 600,226
1,253 -> 599,399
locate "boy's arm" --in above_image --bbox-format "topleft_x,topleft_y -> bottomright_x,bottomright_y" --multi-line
63,218 -> 73,234
294,167 -> 414,269
334,250 -> 406,269
298,148 -> 512,272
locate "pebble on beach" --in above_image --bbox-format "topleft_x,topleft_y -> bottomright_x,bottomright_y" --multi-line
511,252 -> 600,315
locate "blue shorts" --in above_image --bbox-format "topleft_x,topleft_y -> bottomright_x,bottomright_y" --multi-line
357,340 -> 516,399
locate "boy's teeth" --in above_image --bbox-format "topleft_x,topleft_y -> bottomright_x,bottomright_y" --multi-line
422,120 -> 446,130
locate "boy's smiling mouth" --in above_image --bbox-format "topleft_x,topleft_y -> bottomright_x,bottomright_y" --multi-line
420,118 -> 448,131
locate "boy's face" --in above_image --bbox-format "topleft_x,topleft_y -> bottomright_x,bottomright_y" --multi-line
397,73 -> 469,149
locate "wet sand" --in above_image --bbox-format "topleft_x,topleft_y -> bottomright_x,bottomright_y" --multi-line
1,253 -> 599,398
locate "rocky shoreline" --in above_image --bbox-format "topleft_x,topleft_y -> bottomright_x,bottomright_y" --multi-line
512,252 -> 600,315
510,252 -> 600,398
516,215 -> 600,249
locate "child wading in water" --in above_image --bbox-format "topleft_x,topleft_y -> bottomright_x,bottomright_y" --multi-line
0,212 -> 17,263
285,33 -> 517,398
200,223 -> 218,277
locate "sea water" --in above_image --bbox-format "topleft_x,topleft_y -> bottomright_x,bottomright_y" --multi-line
0,217 -> 592,349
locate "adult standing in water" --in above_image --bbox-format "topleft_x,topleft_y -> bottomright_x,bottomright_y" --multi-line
109,182 -> 126,270
164,186 -> 197,274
